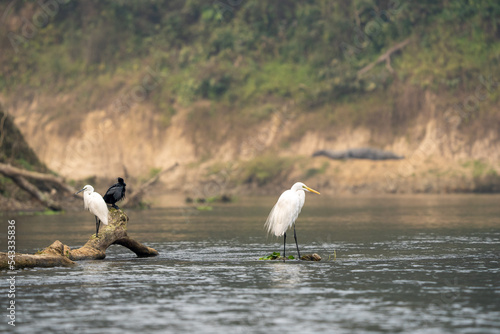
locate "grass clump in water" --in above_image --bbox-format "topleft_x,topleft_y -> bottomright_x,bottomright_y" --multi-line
259,252 -> 294,260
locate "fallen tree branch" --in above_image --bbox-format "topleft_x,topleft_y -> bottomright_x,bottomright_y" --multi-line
10,175 -> 63,211
0,162 -> 77,211
113,237 -> 159,257
0,252 -> 76,269
357,38 -> 411,77
124,162 -> 179,208
0,162 -> 77,194
0,209 -> 158,269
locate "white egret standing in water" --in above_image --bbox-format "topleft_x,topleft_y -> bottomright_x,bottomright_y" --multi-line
265,182 -> 320,260
76,185 -> 109,237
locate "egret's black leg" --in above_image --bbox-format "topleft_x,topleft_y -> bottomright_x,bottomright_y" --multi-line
112,204 -> 119,210
95,216 -> 100,237
283,232 -> 286,262
293,224 -> 301,259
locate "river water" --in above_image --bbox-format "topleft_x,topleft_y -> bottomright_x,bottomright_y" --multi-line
1,195 -> 499,333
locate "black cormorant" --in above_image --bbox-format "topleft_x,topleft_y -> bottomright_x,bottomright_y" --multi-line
103,177 -> 126,209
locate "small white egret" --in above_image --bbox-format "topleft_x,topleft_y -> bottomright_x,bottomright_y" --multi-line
265,182 -> 320,260
75,185 -> 109,237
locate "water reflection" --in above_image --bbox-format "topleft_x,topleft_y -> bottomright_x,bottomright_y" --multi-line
269,263 -> 304,288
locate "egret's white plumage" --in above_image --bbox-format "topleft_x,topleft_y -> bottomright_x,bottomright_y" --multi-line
264,182 -> 320,259
76,185 -> 109,236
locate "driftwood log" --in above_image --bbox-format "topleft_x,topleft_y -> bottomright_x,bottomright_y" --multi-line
0,209 -> 158,270
9,174 -> 63,211
0,163 -> 76,193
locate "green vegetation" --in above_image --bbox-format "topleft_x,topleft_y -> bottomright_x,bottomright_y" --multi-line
239,155 -> 296,186
0,105 -> 53,204
259,252 -> 295,260
1,1 -> 499,133
0,106 -> 46,171
462,159 -> 495,178
304,161 -> 330,179
136,167 -> 162,184
462,159 -> 500,192
16,209 -> 63,216
148,167 -> 162,179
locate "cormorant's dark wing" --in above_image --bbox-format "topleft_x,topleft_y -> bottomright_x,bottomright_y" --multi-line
113,185 -> 125,201
103,183 -> 120,203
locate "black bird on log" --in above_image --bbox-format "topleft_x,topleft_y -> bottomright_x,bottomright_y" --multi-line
103,177 -> 126,209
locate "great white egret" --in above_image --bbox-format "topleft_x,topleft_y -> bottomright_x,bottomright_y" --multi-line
103,177 -> 126,209
265,182 -> 320,260
76,185 -> 109,237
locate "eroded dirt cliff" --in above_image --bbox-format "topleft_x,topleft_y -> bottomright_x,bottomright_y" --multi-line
2,86 -> 499,201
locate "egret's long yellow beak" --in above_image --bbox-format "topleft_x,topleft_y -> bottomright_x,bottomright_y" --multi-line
305,186 -> 320,195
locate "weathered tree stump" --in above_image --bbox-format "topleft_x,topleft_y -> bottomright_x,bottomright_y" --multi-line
0,209 -> 158,270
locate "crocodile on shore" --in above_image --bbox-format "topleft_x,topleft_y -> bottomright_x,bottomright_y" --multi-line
312,148 -> 404,160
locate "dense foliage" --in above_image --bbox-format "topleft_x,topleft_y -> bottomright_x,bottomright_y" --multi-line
1,0 -> 499,126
